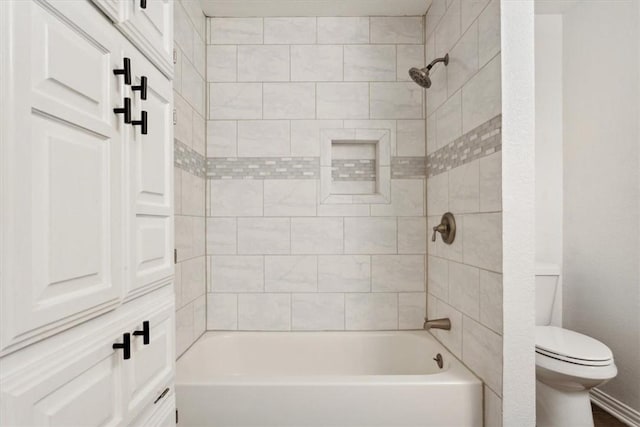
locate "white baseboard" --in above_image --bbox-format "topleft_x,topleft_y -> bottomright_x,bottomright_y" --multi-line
591,388 -> 640,427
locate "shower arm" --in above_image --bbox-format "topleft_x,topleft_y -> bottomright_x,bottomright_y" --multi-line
426,54 -> 450,70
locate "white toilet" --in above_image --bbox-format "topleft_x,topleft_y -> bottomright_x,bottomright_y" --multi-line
535,264 -> 617,427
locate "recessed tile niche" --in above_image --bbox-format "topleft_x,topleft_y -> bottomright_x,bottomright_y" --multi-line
320,129 -> 391,204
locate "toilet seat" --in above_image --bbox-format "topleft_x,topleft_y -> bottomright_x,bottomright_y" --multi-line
535,326 -> 613,367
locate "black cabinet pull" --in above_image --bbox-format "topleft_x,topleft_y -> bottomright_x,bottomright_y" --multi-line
131,111 -> 147,135
113,97 -> 132,124
112,333 -> 131,360
140,0 -> 147,9
132,76 -> 147,100
113,57 -> 131,85
133,320 -> 150,345
154,387 -> 170,404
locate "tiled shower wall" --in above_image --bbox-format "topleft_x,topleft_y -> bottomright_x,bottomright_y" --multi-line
423,0 -> 503,425
205,16 -> 428,331
173,0 -> 207,357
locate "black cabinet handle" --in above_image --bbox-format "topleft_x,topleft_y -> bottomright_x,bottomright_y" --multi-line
131,111 -> 147,135
132,76 -> 147,100
113,57 -> 131,85
113,333 -> 131,360
113,97 -> 132,124
140,0 -> 147,9
133,320 -> 150,345
154,387 -> 170,404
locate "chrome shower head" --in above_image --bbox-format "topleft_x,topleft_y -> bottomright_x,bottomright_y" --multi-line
409,53 -> 449,89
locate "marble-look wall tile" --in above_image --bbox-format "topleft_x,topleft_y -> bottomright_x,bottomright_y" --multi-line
399,292 -> 427,329
207,293 -> 238,330
175,93 -> 193,145
344,45 -> 396,81
291,217 -> 343,254
207,120 -> 237,157
209,83 -> 262,119
207,217 -> 237,254
370,17 -> 423,44
317,17 -> 369,44
317,83 -> 370,119
428,255 -> 449,300
265,256 -> 317,292
462,317 -> 503,394
397,45 -> 425,82
211,255 -> 264,292
434,0 -> 461,57
370,83 -> 423,119
397,120 -> 426,156
398,217 -> 427,254
432,297 -> 463,358
263,83 -> 316,119
448,261 -> 480,319
194,295 -> 207,338
448,21 -> 479,95
174,2 -> 194,59
237,217 -> 290,254
449,160 -> 480,213
484,385 -> 503,427
210,180 -> 263,216
426,172 -> 449,216
372,255 -> 425,292
478,0 -> 501,67
436,90 -> 462,149
480,270 -> 503,333
264,180 -> 316,216
210,18 -> 263,44
238,293 -> 291,330
238,45 -> 290,82
207,46 -> 236,82
370,179 -> 424,217
290,120 -> 343,157
181,256 -> 206,303
345,293 -> 398,330
479,151 -> 502,212
463,213 -> 502,272
292,293 -> 344,330
291,45 -> 343,82
264,17 -> 316,44
318,255 -> 371,292
176,303 -> 194,357
344,217 -> 397,254
461,54 -> 502,134
237,120 -> 290,157
461,0 -> 491,33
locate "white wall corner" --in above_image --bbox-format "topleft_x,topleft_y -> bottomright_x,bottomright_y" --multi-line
501,0 -> 536,426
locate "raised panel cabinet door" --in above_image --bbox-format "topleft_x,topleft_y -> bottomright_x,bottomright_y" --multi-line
123,46 -> 173,301
0,0 -> 126,355
91,0 -> 124,23
124,302 -> 175,424
119,0 -> 173,78
0,330 -> 126,426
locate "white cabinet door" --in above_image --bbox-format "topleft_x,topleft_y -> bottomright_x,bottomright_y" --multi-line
0,332 -> 127,426
123,46 -> 174,301
124,303 -> 175,424
118,0 -> 173,78
91,0 -> 124,23
0,0 -> 125,355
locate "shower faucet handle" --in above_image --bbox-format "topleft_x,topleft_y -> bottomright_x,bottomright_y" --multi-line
432,212 -> 456,245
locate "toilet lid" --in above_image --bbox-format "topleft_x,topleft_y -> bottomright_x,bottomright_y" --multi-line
535,326 -> 613,364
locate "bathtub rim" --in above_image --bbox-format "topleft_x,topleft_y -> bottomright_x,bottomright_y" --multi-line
176,330 -> 482,387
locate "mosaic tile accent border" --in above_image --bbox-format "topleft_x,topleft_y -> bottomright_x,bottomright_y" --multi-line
332,159 -> 376,181
426,114 -> 502,178
392,157 -> 427,179
207,156 -> 428,180
207,157 -> 320,179
174,140 -> 206,178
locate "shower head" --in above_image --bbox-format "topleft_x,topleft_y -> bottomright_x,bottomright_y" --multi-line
409,53 -> 449,89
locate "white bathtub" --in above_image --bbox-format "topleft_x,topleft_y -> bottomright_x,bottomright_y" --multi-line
176,331 -> 482,427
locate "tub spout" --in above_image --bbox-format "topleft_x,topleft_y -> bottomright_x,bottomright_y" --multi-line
423,318 -> 451,331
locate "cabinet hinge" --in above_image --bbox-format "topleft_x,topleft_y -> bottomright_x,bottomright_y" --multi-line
173,48 -> 177,65
174,249 -> 177,264
173,109 -> 177,125
176,409 -> 179,424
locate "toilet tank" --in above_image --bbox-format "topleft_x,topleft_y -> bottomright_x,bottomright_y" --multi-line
535,263 -> 561,326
